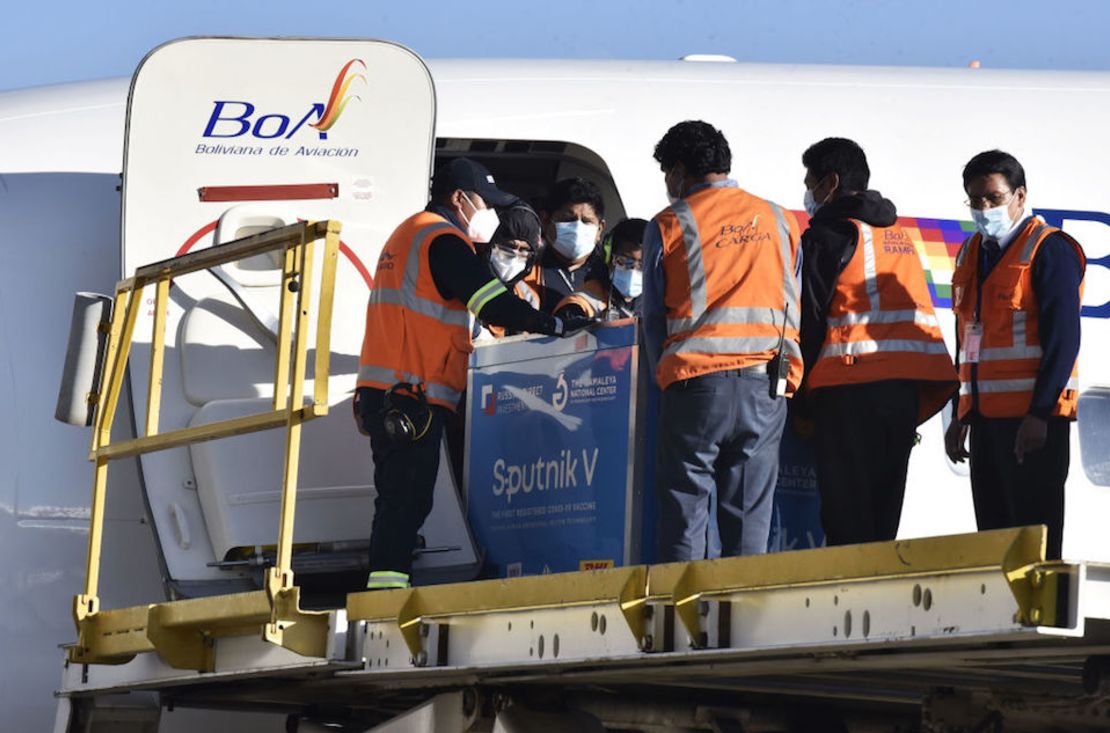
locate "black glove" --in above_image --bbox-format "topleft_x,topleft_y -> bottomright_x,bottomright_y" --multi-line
555,314 -> 598,337
553,303 -> 588,320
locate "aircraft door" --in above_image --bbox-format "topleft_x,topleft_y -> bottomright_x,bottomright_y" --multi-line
120,37 -> 477,594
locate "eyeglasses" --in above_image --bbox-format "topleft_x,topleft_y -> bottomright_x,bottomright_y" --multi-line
964,191 -> 1015,210
493,241 -> 532,258
612,254 -> 642,271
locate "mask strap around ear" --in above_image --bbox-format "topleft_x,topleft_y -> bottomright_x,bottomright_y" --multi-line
820,174 -> 838,206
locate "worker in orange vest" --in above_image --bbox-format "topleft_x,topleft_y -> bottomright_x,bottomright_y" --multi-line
945,150 -> 1085,560
643,120 -> 803,561
355,158 -> 594,590
797,137 -> 958,546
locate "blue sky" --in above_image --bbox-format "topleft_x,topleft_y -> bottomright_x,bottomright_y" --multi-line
4,0 -> 1110,91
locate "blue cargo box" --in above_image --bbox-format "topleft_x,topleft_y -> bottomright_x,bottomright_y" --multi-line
465,320 -> 822,578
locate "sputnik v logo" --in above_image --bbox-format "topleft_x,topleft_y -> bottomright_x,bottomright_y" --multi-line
201,58 -> 367,141
551,373 -> 569,412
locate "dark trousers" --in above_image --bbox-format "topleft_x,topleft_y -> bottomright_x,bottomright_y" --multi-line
657,369 -> 787,561
813,380 -> 917,546
357,386 -> 449,576
969,416 -> 1069,560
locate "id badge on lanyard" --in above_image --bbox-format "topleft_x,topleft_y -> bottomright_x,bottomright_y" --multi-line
963,321 -> 983,364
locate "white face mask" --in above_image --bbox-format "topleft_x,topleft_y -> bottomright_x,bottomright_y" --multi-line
489,248 -> 528,283
970,202 -> 1017,241
553,220 -> 599,260
461,193 -> 500,243
611,265 -> 642,299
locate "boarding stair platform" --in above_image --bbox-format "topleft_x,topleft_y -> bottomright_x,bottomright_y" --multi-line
58,522 -> 1110,732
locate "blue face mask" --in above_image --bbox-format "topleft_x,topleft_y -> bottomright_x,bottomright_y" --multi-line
970,203 -> 1015,240
803,188 -> 821,217
611,266 -> 642,300
553,220 -> 599,260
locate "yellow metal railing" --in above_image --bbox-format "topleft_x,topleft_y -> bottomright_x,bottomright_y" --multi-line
70,220 -> 341,669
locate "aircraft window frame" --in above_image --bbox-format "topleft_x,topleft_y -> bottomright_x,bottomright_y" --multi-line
1078,387 -> 1110,487
434,137 -> 627,224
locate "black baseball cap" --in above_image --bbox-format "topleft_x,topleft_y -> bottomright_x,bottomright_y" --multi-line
431,157 -> 517,207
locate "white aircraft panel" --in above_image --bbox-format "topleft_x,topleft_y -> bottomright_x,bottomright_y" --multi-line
121,38 -> 440,583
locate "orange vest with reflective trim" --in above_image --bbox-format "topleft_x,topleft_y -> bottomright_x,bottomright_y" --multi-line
806,220 -> 958,424
555,279 -> 608,318
357,211 -> 475,410
951,218 -> 1085,420
655,186 -> 803,392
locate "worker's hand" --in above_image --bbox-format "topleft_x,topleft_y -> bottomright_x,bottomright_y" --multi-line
352,391 -> 369,436
944,419 -> 969,463
1014,414 -> 1048,464
555,314 -> 598,338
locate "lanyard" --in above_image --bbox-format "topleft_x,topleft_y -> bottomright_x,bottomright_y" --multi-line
556,267 -> 574,293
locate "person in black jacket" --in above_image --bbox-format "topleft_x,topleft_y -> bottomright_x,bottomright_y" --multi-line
797,137 -> 957,546
531,177 -> 610,313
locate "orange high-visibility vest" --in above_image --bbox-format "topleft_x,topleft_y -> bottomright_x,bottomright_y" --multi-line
806,220 -> 958,423
357,211 -> 477,410
951,218 -> 1085,420
514,279 -> 541,310
655,186 -> 803,392
555,279 -> 608,318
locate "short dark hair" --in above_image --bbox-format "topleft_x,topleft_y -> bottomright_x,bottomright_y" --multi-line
653,121 -> 731,176
802,137 -> 870,192
545,177 -> 605,220
609,218 -> 648,256
962,150 -> 1026,192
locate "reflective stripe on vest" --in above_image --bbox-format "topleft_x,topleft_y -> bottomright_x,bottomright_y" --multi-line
960,376 -> 1079,396
467,277 -> 508,315
667,306 -> 785,335
826,309 -> 939,328
672,199 -> 708,320
860,221 -> 880,309
664,200 -> 798,345
820,339 -> 951,359
665,334 -> 802,360
356,364 -> 463,406
368,286 -> 470,327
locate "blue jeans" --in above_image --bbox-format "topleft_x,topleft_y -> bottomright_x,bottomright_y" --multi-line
657,368 -> 787,561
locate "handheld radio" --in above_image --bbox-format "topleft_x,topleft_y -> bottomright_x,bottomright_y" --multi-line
767,305 -> 790,399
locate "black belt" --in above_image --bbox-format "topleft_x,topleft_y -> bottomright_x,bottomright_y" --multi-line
703,364 -> 768,378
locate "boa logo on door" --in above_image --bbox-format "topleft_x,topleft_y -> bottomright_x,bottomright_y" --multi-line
201,59 -> 366,140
